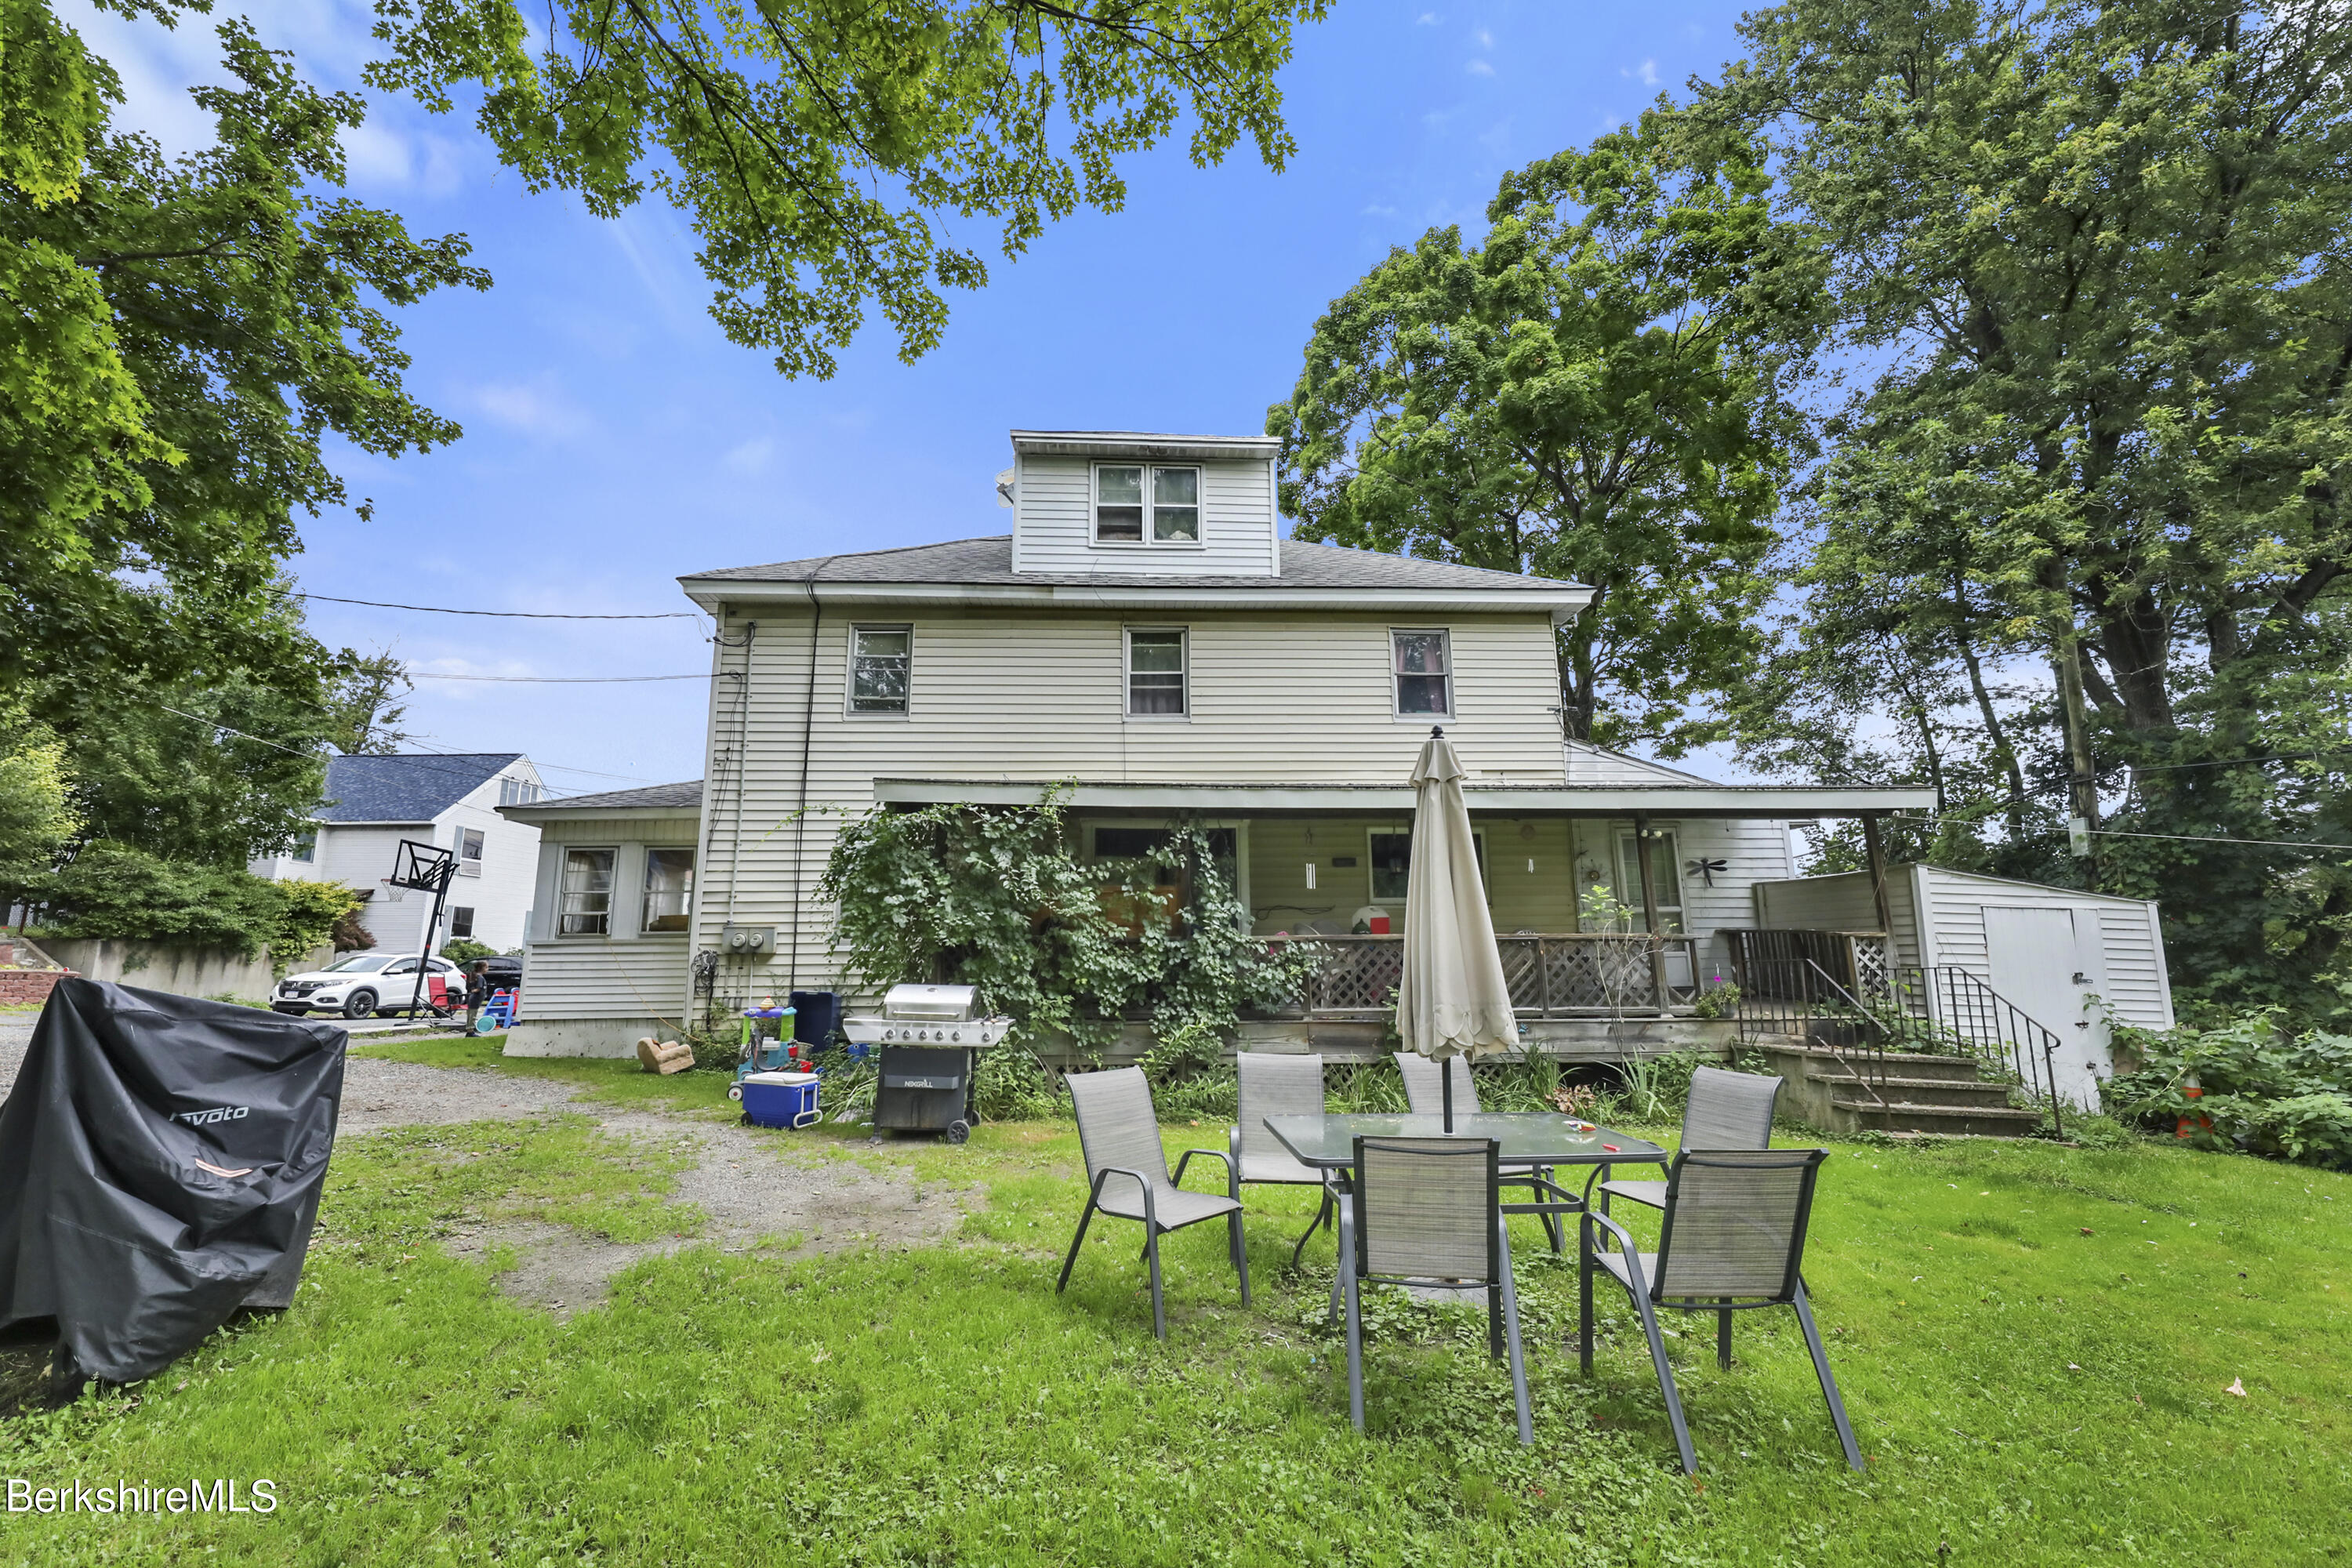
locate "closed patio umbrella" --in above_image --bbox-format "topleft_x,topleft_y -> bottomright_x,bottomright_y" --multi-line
1396,728 -> 1518,1130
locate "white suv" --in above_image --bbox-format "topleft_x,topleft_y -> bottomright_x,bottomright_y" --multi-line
272,953 -> 468,1019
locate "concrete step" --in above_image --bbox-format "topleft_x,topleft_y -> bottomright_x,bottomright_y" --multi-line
1757,1042 -> 1990,1083
1809,1073 -> 2017,1105
1833,1098 -> 2045,1138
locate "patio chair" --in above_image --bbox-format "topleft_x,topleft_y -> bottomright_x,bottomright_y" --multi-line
1056,1067 -> 1249,1340
1578,1147 -> 1864,1475
1392,1052 -> 1564,1251
1229,1052 -> 1340,1269
1334,1136 -> 1536,1444
1596,1064 -> 1782,1212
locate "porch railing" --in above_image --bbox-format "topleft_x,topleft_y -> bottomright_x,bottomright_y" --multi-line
1264,931 -> 1708,1020
1726,928 -> 2067,1135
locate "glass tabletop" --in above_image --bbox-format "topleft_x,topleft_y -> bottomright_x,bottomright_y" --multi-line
1263,1112 -> 1668,1170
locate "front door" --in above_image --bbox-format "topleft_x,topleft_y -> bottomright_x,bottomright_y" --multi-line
1981,906 -> 2104,1109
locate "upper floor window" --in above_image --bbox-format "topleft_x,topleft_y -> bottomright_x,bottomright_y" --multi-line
1095,464 -> 1200,544
560,848 -> 614,935
1392,630 -> 1452,716
459,827 -> 485,862
849,626 -> 912,713
498,775 -> 541,807
1127,629 -> 1188,717
642,848 -> 695,933
288,831 -> 315,864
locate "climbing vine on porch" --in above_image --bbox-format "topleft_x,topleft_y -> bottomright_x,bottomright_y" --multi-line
818,790 -> 1321,1061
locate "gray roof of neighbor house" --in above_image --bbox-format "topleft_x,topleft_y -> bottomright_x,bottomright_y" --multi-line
318,753 -> 526,824
499,779 -> 703,817
682,535 -> 1584,594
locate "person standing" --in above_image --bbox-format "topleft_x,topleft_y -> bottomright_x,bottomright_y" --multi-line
463,959 -> 491,1036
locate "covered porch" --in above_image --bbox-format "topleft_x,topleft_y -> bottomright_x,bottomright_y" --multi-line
872,775 -> 1933,1061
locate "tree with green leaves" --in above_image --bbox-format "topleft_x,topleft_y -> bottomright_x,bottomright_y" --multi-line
324,649 -> 416,756
1269,119 -> 1815,751
1703,0 -> 2352,1022
368,0 -> 1328,376
2,9 -> 487,717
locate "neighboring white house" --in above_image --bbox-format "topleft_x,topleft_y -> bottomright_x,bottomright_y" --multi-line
495,427 -> 1937,1058
251,753 -> 546,954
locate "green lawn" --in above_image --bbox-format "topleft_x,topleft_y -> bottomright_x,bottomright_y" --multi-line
4,1045 -> 2347,1564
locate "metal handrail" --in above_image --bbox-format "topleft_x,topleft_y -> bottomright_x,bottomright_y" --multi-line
1890,966 -> 2068,1138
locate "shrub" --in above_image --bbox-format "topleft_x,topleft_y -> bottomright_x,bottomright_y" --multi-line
34,843 -> 285,956
2108,1009 -> 2352,1171
269,878 -> 361,963
440,938 -> 499,964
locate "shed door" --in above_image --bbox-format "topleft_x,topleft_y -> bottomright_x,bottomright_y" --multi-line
1981,906 -> 2105,1109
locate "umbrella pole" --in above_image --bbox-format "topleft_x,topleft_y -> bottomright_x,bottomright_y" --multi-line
1443,1057 -> 1454,1132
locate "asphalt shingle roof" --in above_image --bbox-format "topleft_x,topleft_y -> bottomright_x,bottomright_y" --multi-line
502,780 -> 703,814
683,535 -> 1584,593
318,753 -> 525,823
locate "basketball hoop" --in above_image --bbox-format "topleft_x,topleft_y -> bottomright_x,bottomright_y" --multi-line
388,840 -> 456,892
378,879 -> 406,904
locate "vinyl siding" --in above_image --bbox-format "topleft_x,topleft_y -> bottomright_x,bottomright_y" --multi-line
1011,455 -> 1280,576
693,603 -> 1571,1000
517,816 -> 702,1022
1750,866 -> 2172,1027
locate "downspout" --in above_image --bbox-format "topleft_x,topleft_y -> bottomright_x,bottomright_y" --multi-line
789,570 -> 829,987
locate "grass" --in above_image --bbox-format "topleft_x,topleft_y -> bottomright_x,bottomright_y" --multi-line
2,1047 -> 2347,1564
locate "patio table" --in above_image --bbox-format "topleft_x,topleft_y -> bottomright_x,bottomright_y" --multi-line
1265,1112 -> 1670,1327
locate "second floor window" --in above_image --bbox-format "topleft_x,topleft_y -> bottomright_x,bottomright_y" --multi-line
288,831 -> 315,864
1127,629 -> 1188,717
850,626 -> 911,713
459,828 -> 485,862
1393,630 -> 1452,716
561,848 -> 614,935
1095,464 -> 1200,543
498,775 -> 540,806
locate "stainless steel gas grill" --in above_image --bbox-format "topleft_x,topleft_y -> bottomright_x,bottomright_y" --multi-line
840,984 -> 1011,1145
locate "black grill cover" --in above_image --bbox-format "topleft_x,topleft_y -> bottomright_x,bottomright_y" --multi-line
0,979 -> 347,1383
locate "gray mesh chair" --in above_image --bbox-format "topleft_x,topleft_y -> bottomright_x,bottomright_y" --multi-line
1580,1147 -> 1863,1475
1335,1136 -> 1534,1443
1393,1052 -> 1563,1250
1057,1067 -> 1248,1340
1229,1052 -> 1339,1269
1597,1065 -> 1782,1212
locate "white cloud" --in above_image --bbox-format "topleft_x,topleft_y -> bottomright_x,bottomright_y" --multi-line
341,122 -> 469,198
1474,28 -> 1494,48
1624,59 -> 1661,85
469,378 -> 590,441
1416,11 -> 1441,24
724,437 -> 775,474
1361,203 -> 1400,218
1466,59 -> 1495,76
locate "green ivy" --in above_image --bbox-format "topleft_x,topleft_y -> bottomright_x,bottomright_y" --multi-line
818,793 -> 1323,1106
2108,1009 -> 2352,1171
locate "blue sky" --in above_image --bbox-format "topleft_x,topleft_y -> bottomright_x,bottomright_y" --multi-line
75,0 -> 1756,796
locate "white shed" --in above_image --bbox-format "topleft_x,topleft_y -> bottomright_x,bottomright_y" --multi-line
1751,864 -> 2175,1108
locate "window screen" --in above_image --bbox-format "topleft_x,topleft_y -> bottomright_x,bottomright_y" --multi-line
1393,630 -> 1451,715
448,906 -> 474,938
850,626 -> 911,713
1127,630 -> 1187,717
641,848 -> 695,933
459,828 -> 485,862
561,848 -> 615,935
1152,466 -> 1199,541
1095,465 -> 1145,541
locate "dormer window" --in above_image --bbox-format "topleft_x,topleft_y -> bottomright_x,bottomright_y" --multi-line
1095,463 -> 1200,544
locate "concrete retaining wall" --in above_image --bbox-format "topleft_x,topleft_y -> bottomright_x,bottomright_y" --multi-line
37,939 -> 332,1002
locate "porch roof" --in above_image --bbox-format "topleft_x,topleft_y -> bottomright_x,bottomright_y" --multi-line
870,777 -> 1934,818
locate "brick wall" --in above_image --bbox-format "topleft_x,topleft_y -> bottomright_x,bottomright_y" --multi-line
0,968 -> 67,1006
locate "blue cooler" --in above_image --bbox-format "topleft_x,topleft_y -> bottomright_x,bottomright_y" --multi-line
739,1070 -> 820,1130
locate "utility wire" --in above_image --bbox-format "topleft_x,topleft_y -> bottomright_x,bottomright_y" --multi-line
2090,827 -> 2352,853
155,703 -> 597,801
299,593 -> 699,620
408,671 -> 712,683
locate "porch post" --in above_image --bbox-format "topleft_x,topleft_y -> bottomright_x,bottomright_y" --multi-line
1632,812 -> 1670,1015
1861,812 -> 1896,939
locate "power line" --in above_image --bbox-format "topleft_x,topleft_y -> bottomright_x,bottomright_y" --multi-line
299,593 -> 699,620
2091,827 -> 2352,853
408,671 -> 712,684
155,703 -> 597,801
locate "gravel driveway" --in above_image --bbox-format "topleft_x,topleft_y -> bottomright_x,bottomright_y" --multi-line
0,1015 -> 967,1316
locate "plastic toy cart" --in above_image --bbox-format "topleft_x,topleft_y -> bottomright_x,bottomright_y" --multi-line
727,1004 -> 797,1102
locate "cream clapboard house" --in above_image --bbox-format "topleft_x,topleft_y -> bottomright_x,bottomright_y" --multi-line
495,429 -> 1973,1059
